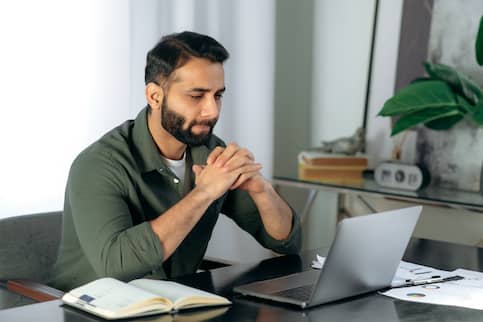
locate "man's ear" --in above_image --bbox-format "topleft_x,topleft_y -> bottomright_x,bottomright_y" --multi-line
145,82 -> 164,111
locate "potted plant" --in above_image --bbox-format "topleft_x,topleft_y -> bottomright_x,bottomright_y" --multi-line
375,15 -> 483,192
378,16 -> 483,137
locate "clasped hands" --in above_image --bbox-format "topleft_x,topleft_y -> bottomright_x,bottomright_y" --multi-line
192,143 -> 268,200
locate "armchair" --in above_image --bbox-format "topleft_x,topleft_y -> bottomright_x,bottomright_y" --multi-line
0,211 -> 232,310
0,211 -> 64,309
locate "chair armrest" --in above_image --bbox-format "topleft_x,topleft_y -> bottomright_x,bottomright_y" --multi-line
5,279 -> 64,302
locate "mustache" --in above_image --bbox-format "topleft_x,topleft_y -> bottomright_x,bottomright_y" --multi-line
191,118 -> 218,128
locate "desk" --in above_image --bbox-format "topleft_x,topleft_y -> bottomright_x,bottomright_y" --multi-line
1,238 -> 483,321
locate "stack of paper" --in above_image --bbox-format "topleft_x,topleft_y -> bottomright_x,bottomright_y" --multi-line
312,254 -> 483,310
390,261 -> 454,287
382,268 -> 483,310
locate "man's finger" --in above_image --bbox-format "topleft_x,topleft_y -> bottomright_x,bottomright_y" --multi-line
230,171 -> 259,190
236,163 -> 262,174
192,164 -> 203,177
214,143 -> 239,167
207,147 -> 225,165
230,163 -> 262,185
245,150 -> 254,161
224,156 -> 252,171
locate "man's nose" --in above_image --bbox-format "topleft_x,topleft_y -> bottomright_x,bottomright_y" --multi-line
201,96 -> 219,118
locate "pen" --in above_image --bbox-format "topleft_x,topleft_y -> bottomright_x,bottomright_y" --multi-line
391,275 -> 464,288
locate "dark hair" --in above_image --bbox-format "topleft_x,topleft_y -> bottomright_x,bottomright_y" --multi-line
144,31 -> 229,86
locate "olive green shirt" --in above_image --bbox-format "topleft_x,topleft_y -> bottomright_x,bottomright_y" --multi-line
50,107 -> 301,291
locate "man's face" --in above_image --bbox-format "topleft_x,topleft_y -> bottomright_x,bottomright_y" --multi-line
160,57 -> 225,146
160,95 -> 218,145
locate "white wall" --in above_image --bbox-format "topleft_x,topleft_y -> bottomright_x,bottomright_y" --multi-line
129,0 -> 160,116
0,0 -> 132,218
365,0 -> 404,168
0,0 -> 279,263
301,0 -> 379,251
311,0 -> 376,143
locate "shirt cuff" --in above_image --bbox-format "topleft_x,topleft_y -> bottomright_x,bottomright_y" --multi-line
128,221 -> 165,272
258,207 -> 302,254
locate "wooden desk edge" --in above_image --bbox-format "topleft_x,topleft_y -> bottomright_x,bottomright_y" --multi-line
5,279 -> 64,302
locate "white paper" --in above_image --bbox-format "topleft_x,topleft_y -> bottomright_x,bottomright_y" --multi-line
381,268 -> 483,310
311,254 -> 326,269
312,255 -> 483,310
311,255 -> 451,286
312,254 -> 483,310
391,261 -> 453,287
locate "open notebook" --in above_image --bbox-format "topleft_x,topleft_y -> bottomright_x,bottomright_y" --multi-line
62,277 -> 231,320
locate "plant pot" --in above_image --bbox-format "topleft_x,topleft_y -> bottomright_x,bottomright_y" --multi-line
416,119 -> 483,192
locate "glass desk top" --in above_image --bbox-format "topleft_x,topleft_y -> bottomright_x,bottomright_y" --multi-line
272,175 -> 483,211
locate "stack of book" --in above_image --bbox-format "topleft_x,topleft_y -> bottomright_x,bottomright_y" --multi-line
298,151 -> 368,185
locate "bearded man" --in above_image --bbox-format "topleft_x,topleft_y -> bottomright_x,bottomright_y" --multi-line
50,31 -> 301,291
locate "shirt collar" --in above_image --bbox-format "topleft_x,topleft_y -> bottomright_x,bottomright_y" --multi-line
132,106 -> 213,173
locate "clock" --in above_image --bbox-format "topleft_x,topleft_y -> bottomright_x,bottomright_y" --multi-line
374,162 -> 430,191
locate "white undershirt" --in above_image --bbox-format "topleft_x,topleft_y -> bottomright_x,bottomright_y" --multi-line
162,153 -> 186,184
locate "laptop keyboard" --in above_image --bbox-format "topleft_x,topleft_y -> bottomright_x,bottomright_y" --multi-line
272,284 -> 313,301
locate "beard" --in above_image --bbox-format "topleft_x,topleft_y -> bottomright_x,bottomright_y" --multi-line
161,96 -> 218,146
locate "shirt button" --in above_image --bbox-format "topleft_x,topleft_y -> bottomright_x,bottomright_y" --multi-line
173,178 -> 180,184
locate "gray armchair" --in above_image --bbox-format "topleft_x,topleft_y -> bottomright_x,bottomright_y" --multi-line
0,211 -> 64,309
0,211 -> 231,310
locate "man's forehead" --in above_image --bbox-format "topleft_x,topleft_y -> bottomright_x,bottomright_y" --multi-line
170,58 -> 224,89
173,58 -> 224,79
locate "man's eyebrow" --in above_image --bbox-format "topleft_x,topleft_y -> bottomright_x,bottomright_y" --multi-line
188,88 -> 210,93
187,87 -> 226,93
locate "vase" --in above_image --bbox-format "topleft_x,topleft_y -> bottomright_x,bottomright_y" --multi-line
415,119 -> 483,192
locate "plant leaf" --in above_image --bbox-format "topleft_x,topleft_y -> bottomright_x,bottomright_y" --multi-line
456,94 -> 474,114
476,15 -> 483,66
423,62 -> 482,104
425,114 -> 464,130
391,106 -> 462,136
379,80 -> 457,116
471,100 -> 483,125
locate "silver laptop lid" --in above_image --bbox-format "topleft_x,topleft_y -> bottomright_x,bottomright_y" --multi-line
310,206 -> 422,306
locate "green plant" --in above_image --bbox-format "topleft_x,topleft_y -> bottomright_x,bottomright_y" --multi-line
378,16 -> 483,137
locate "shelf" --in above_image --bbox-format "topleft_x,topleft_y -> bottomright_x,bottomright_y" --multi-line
272,176 -> 483,211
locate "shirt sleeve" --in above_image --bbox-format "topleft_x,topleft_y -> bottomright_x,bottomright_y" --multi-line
67,151 -> 164,281
221,189 -> 302,255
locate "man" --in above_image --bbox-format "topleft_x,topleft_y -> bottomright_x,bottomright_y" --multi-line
50,31 -> 301,291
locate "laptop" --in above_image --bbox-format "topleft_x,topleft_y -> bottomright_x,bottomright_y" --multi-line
233,206 -> 422,308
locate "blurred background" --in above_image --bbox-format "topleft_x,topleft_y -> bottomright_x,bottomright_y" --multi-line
0,0 -> 422,262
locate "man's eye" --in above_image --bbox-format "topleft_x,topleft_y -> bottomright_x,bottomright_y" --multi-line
215,94 -> 223,101
190,95 -> 203,100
